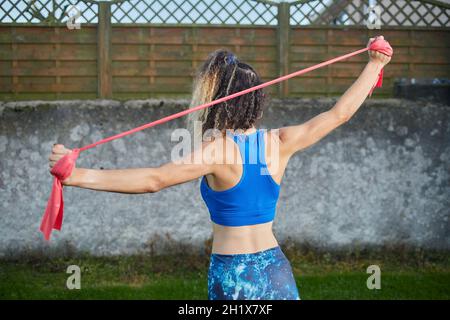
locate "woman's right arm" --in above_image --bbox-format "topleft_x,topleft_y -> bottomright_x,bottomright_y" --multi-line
49,140 -> 219,194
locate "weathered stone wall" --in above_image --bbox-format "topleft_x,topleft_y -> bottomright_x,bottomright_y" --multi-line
0,98 -> 448,255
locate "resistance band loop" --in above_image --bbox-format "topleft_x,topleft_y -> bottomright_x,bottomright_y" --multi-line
40,38 -> 393,240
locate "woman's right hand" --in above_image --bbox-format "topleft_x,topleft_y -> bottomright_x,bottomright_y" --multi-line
48,144 -> 72,172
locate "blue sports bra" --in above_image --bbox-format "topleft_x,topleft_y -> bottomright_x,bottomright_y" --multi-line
200,128 -> 280,227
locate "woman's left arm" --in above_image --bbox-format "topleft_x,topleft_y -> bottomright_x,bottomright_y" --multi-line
51,143 -> 215,194
277,36 -> 391,157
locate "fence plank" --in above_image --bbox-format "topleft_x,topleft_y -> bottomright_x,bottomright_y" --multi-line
0,27 -> 97,44
8,78 -> 97,93
0,44 -> 96,60
111,26 -> 277,46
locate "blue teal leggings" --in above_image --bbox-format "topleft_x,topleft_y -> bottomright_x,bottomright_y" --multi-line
208,246 -> 300,300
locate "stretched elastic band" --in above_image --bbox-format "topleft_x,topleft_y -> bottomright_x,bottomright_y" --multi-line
40,38 -> 393,240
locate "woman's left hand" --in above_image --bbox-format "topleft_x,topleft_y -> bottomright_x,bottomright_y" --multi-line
367,35 -> 391,67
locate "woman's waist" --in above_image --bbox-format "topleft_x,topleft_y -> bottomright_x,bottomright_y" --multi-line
211,221 -> 278,254
210,244 -> 285,265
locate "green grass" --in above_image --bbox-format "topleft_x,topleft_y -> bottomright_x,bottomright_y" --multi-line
299,272 -> 450,300
1,266 -> 449,300
1,243 -> 449,300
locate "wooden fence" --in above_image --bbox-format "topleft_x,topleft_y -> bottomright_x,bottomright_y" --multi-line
0,0 -> 449,100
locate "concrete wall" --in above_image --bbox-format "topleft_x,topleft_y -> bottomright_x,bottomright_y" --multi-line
0,98 -> 448,255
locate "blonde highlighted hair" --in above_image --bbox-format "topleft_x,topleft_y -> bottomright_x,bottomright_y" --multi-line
187,49 -> 267,142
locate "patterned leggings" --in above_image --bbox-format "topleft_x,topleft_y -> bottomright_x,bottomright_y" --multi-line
208,246 -> 300,300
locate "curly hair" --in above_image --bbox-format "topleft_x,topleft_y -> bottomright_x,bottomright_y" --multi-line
187,49 -> 267,141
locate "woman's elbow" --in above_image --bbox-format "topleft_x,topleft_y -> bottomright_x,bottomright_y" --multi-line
146,177 -> 163,193
330,107 -> 351,123
145,169 -> 164,193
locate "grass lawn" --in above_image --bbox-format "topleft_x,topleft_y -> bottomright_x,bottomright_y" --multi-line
1,245 -> 449,300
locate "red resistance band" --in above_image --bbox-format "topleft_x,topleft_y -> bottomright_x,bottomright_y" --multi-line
40,38 -> 393,240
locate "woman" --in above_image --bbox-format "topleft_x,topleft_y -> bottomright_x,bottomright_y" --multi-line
49,36 -> 391,300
